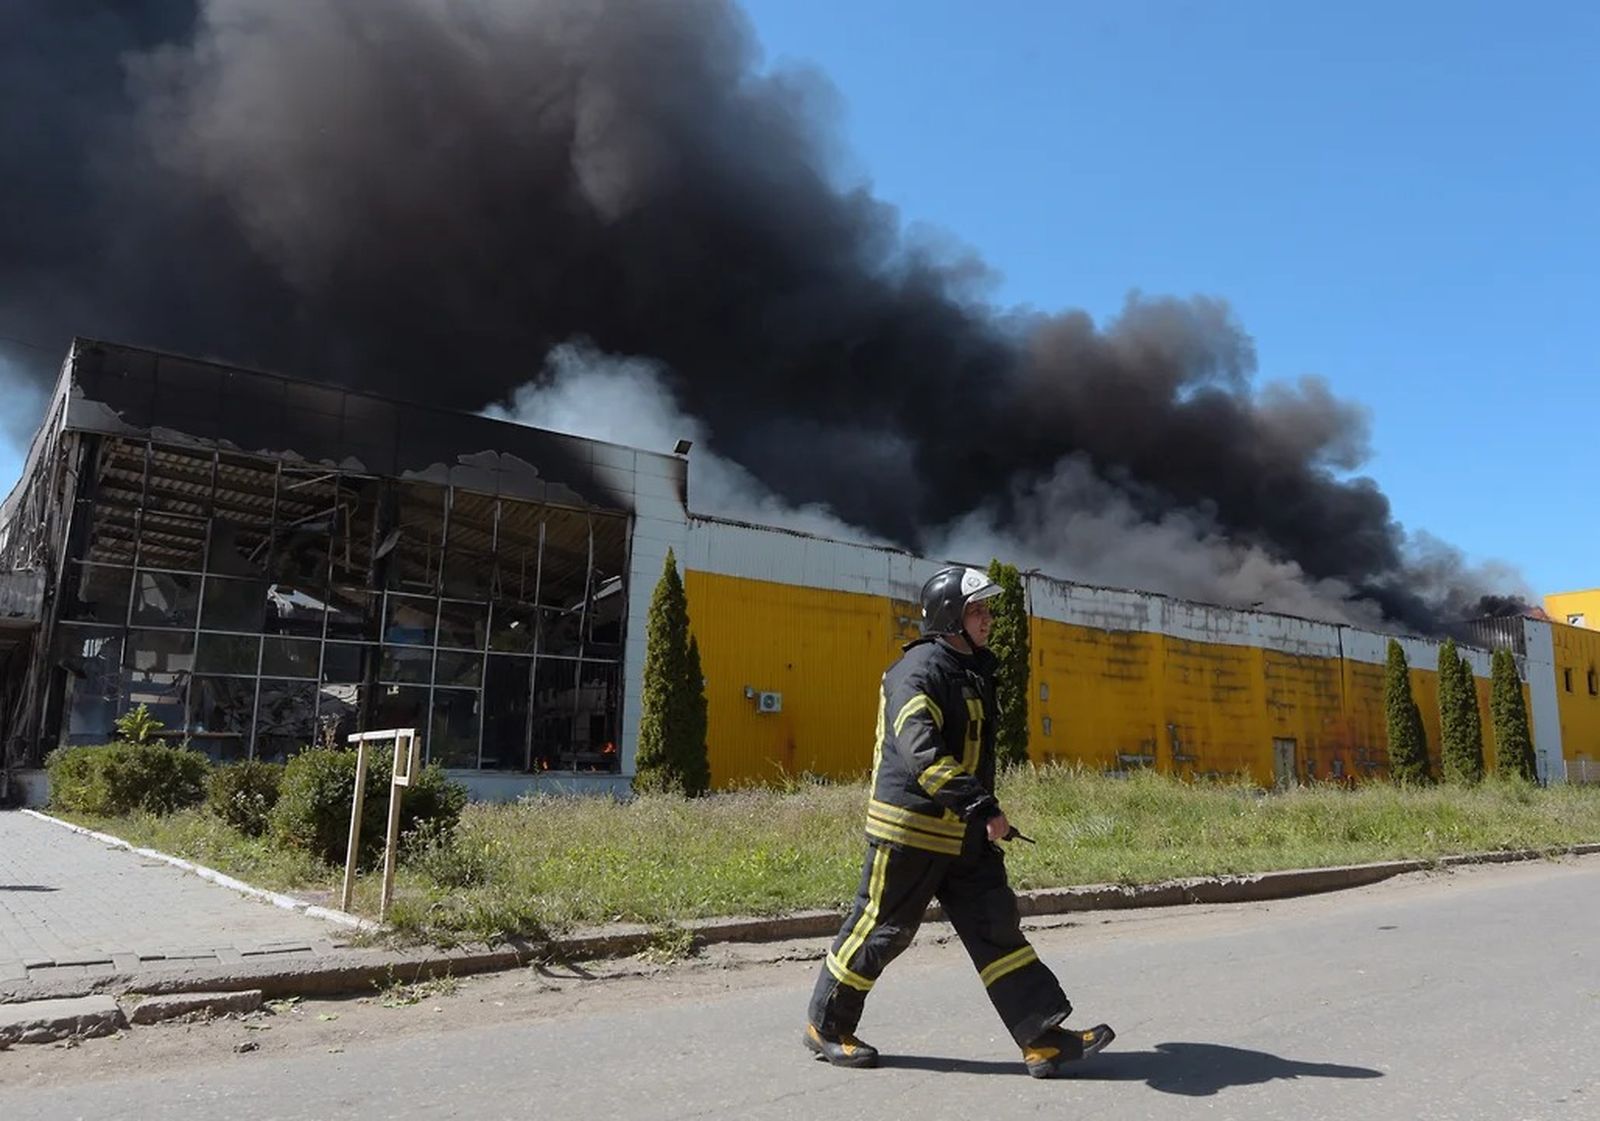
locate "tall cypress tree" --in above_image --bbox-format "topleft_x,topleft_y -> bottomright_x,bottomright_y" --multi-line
1458,650 -> 1486,783
985,559 -> 1032,769
1439,640 -> 1484,784
1385,639 -> 1430,784
681,634 -> 711,796
634,549 -> 708,795
1491,648 -> 1537,782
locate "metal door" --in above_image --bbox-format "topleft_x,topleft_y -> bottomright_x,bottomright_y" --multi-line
1272,737 -> 1298,789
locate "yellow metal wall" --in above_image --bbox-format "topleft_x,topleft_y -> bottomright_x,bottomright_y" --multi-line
683,571 -> 913,788
1545,590 -> 1600,630
1550,621 -> 1600,770
1030,616 -> 1451,785
684,570 -> 1516,789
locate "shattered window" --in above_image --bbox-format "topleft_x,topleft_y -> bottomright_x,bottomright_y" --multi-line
330,475 -> 382,588
431,688 -> 481,768
325,585 -> 380,640
48,444 -> 627,772
264,582 -> 327,638
379,647 -> 433,684
389,482 -> 446,593
262,636 -> 320,679
137,511 -> 207,572
270,468 -> 336,588
75,439 -> 144,565
434,650 -> 483,688
187,676 -> 254,762
530,657 -> 580,771
443,490 -> 496,599
121,629 -> 195,732
254,678 -> 319,763
539,607 -> 583,657
200,576 -> 269,632
436,599 -> 488,651
55,625 -> 124,745
488,601 -> 538,654
482,655 -> 532,770
372,685 -> 429,744
131,569 -> 200,628
320,642 -> 372,684
195,632 -> 261,675
62,563 -> 133,625
383,594 -> 436,646
209,453 -> 276,578
573,661 -> 622,773
144,445 -> 215,520
492,500 -> 542,602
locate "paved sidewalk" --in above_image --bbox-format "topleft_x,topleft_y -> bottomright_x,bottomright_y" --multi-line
0,810 -> 354,991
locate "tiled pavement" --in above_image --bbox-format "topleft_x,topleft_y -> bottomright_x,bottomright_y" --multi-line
0,810 -> 353,989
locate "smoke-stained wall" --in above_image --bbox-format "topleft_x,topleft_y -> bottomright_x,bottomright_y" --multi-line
680,517 -> 1554,790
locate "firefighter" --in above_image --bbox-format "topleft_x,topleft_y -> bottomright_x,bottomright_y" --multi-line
803,564 -> 1115,1078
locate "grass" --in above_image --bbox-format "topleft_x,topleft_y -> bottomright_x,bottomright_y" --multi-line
54,768 -> 1600,948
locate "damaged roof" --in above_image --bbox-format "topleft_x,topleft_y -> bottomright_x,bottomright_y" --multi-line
51,338 -> 686,514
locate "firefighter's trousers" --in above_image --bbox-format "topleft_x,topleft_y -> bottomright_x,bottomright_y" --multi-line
807,836 -> 1072,1047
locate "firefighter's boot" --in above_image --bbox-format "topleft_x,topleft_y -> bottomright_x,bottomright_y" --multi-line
1022,1023 -> 1115,1078
803,1024 -> 880,1069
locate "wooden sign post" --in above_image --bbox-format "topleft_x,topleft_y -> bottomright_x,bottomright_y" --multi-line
338,728 -> 421,920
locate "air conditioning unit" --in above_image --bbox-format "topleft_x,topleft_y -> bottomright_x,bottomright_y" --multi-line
756,691 -> 783,714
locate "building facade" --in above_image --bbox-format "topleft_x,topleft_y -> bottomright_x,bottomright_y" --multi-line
1545,589 -> 1600,631
0,340 -> 1588,801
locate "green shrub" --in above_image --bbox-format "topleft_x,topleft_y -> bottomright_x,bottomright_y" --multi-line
207,760 -> 285,837
400,818 -> 495,889
270,747 -> 468,866
45,742 -> 211,816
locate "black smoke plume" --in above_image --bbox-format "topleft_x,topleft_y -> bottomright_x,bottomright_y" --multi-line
0,0 -> 1525,628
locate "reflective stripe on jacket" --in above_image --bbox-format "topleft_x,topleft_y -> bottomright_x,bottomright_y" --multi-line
865,637 -> 1002,855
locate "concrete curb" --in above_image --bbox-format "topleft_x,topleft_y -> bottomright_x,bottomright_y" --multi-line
20,809 -> 382,933
127,989 -> 263,1025
0,995 -> 125,1047
6,821 -> 1597,1009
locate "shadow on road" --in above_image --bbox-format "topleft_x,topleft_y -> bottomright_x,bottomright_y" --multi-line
0,884 -> 58,892
880,1041 -> 1383,1094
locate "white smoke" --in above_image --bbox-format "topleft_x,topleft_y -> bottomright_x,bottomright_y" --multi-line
924,455 -> 1386,626
485,342 -> 890,543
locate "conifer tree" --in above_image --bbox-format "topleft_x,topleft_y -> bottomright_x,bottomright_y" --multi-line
985,559 -> 1032,769
1439,640 -> 1484,784
1384,639 -> 1430,784
634,549 -> 709,795
1491,648 -> 1537,782
1458,650 -> 1486,783
681,634 -> 711,796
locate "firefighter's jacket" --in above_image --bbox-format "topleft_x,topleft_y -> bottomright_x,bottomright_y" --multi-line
865,637 -> 1003,856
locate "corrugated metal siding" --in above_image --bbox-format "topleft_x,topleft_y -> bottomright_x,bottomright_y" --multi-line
1165,637 -> 1264,775
675,519 -> 1529,789
1031,622 -> 1161,770
1550,621 -> 1600,769
684,570 -> 901,788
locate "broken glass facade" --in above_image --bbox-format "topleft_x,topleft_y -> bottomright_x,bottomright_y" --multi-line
51,435 -> 628,772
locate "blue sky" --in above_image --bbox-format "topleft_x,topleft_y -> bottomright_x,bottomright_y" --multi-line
736,0 -> 1598,597
3,1 -> 1595,597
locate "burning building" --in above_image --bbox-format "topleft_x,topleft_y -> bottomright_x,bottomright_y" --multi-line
1,339 -> 1592,803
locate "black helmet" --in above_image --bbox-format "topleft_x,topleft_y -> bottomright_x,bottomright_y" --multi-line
920,565 -> 1002,637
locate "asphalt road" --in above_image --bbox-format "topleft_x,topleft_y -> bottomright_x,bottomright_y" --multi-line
4,857 -> 1597,1120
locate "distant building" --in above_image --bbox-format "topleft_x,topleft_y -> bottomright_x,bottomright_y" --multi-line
1545,589 -> 1600,631
0,340 -> 1590,802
